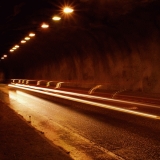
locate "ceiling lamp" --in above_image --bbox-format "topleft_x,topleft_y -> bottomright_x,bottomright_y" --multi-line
29,33 -> 35,37
15,45 -> 19,48
52,16 -> 61,21
41,23 -> 49,28
25,37 -> 30,40
21,40 -> 26,43
10,49 -> 14,52
63,7 -> 74,14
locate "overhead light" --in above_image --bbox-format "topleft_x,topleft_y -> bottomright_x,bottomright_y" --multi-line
63,7 -> 74,13
52,16 -> 61,21
41,23 -> 49,28
1,57 -> 4,59
21,40 -> 26,43
10,49 -> 14,52
25,37 -> 30,40
12,47 -> 17,50
29,33 -> 35,37
15,45 -> 19,48
3,55 -> 7,58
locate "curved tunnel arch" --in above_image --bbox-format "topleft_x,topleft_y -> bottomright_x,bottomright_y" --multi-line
5,1 -> 160,93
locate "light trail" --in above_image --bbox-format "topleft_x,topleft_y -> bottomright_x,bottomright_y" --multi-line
10,83 -> 160,109
8,84 -> 160,120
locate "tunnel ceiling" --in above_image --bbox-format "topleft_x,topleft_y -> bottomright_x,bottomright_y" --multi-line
0,0 -> 159,58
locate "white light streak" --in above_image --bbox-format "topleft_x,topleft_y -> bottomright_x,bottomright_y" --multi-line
8,84 -> 160,120
11,84 -> 160,110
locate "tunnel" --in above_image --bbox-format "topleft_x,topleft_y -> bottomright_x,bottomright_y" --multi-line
1,0 -> 160,93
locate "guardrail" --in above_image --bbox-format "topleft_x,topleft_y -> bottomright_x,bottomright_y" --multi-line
10,79 -> 110,95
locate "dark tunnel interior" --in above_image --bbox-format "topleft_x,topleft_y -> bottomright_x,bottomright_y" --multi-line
1,0 -> 160,93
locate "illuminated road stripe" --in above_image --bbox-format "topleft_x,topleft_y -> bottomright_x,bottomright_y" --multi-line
8,84 -> 160,120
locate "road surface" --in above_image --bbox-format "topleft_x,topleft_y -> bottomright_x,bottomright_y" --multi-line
0,84 -> 160,160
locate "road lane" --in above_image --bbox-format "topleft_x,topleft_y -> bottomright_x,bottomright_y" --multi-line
0,85 -> 160,160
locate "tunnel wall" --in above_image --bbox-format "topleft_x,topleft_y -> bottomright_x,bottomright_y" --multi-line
8,1 -> 160,93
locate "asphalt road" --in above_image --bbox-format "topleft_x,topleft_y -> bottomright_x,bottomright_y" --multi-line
0,85 -> 160,160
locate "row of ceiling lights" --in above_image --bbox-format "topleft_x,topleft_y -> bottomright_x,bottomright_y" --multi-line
9,33 -> 36,53
1,6 -> 74,60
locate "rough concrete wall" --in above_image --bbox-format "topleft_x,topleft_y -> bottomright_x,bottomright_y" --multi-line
21,24 -> 160,93
8,0 -> 160,93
